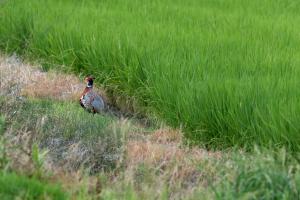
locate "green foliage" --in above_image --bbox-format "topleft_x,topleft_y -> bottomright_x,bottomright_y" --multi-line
210,149 -> 300,200
0,0 -> 300,150
31,143 -> 49,178
0,171 -> 68,200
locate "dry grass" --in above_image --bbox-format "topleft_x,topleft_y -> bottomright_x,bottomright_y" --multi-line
126,141 -> 183,167
127,128 -> 221,167
150,128 -> 182,144
0,54 -> 107,102
123,128 -> 224,199
0,54 -> 34,97
22,72 -> 84,101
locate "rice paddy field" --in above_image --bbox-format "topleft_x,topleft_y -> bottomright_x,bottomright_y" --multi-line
1,0 -> 300,150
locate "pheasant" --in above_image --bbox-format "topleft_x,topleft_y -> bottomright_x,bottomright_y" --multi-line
80,75 -> 105,113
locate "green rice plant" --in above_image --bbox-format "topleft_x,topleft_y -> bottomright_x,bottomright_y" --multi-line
0,0 -> 300,150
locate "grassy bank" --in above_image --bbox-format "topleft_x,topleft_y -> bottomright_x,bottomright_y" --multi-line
0,97 -> 126,173
1,0 -> 300,150
1,98 -> 300,199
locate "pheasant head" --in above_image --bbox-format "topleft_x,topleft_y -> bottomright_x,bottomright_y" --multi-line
84,75 -> 94,88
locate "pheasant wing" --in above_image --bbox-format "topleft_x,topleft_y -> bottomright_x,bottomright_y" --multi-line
91,94 -> 105,113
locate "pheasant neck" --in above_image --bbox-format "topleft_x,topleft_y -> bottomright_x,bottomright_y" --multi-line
81,87 -> 92,96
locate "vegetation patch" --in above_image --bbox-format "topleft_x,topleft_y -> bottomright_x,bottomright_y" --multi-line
0,172 -> 68,200
1,97 -> 127,173
0,0 -> 299,150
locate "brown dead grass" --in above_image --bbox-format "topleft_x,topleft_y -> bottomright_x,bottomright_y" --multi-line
127,128 -> 221,167
151,128 -> 182,144
125,128 -> 223,198
0,55 -> 34,96
0,54 -> 108,102
126,141 -> 183,167
22,72 -> 84,101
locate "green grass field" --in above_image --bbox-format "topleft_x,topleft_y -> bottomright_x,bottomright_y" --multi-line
1,0 -> 300,150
